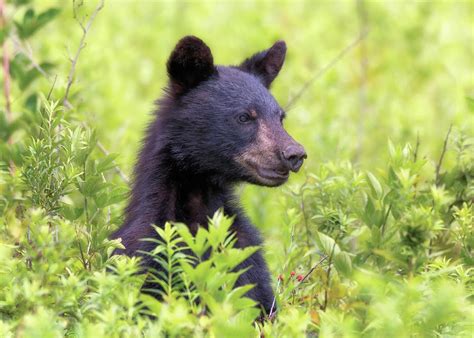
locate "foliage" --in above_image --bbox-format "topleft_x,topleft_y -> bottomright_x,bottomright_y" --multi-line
276,136 -> 473,337
0,0 -> 473,337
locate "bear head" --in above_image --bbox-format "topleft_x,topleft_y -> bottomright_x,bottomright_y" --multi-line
161,35 -> 306,187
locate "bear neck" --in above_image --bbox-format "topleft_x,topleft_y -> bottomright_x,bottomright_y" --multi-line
125,128 -> 235,234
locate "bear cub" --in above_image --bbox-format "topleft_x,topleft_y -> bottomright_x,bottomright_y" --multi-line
112,36 -> 306,314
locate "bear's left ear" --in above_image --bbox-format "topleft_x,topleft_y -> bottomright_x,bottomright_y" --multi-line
167,36 -> 216,95
239,40 -> 286,88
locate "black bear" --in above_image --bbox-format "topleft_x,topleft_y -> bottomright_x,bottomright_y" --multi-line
112,36 -> 306,314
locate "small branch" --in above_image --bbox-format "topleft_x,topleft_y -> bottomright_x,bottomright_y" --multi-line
61,1 -> 130,186
101,173 -> 112,224
77,120 -> 129,185
355,0 -> 369,162
0,1 -> 10,124
435,124 -> 452,186
14,2 -> 126,187
75,226 -> 89,271
63,0 -> 104,106
297,255 -> 328,285
285,31 -> 368,110
96,140 -> 130,184
0,0 -> 14,174
12,36 -> 52,79
380,203 -> 392,237
413,131 -> 420,162
299,185 -> 312,267
268,278 -> 281,320
47,75 -> 58,101
83,157 -> 90,224
1,32 -> 11,128
322,235 -> 339,311
0,18 -> 13,132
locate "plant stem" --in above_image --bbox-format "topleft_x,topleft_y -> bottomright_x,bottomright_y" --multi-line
300,191 -> 312,268
97,140 -> 130,184
322,234 -> 339,311
435,124 -> 452,186
380,204 -> 392,237
81,156 -> 90,270
297,255 -> 328,286
0,0 -> 14,174
413,132 -> 420,162
355,0 -> 369,163
63,0 -> 105,107
268,278 -> 281,320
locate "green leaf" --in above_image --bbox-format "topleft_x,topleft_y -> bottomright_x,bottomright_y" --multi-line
0,26 -> 9,45
36,8 -> 61,28
315,231 -> 340,257
139,294 -> 163,315
466,96 -> 474,113
61,206 -> 83,221
81,176 -> 104,197
16,7 -> 61,39
96,153 -> 119,173
334,251 -> 352,277
366,171 -> 383,199
364,196 -> 376,225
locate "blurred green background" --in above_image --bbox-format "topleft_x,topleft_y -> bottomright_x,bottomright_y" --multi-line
13,0 -> 474,271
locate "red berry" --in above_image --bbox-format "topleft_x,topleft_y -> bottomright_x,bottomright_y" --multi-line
297,274 -> 304,282
278,274 -> 284,281
290,271 -> 296,277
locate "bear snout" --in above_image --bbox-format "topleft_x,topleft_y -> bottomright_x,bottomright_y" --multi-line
281,143 -> 307,172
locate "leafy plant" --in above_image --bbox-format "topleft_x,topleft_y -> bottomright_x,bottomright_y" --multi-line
0,1 -> 472,337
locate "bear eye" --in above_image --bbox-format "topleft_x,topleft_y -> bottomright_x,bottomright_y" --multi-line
238,113 -> 252,123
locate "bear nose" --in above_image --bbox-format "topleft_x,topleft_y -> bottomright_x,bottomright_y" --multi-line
281,144 -> 307,172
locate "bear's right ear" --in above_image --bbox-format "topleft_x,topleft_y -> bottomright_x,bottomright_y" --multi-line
167,36 -> 216,95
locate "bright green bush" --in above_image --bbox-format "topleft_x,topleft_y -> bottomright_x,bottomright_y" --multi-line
0,1 -> 472,337
0,96 -> 471,336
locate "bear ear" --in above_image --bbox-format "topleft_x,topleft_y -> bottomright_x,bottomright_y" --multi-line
167,36 -> 216,95
239,40 -> 287,88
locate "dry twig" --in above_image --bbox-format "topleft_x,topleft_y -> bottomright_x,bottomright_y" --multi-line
297,255 -> 328,285
285,31 -> 368,110
355,0 -> 369,162
61,0 -> 129,184
12,36 -> 52,79
63,0 -> 105,107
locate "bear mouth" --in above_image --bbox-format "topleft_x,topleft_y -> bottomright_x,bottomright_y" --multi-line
255,166 -> 289,186
234,154 -> 290,186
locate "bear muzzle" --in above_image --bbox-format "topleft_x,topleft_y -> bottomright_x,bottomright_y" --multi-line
280,144 -> 307,173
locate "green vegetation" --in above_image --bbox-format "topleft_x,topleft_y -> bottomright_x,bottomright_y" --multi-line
0,1 -> 473,337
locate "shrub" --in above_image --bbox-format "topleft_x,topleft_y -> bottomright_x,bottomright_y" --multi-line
0,1 -> 472,337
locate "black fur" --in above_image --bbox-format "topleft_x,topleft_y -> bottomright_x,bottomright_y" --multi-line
111,36 -> 305,314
